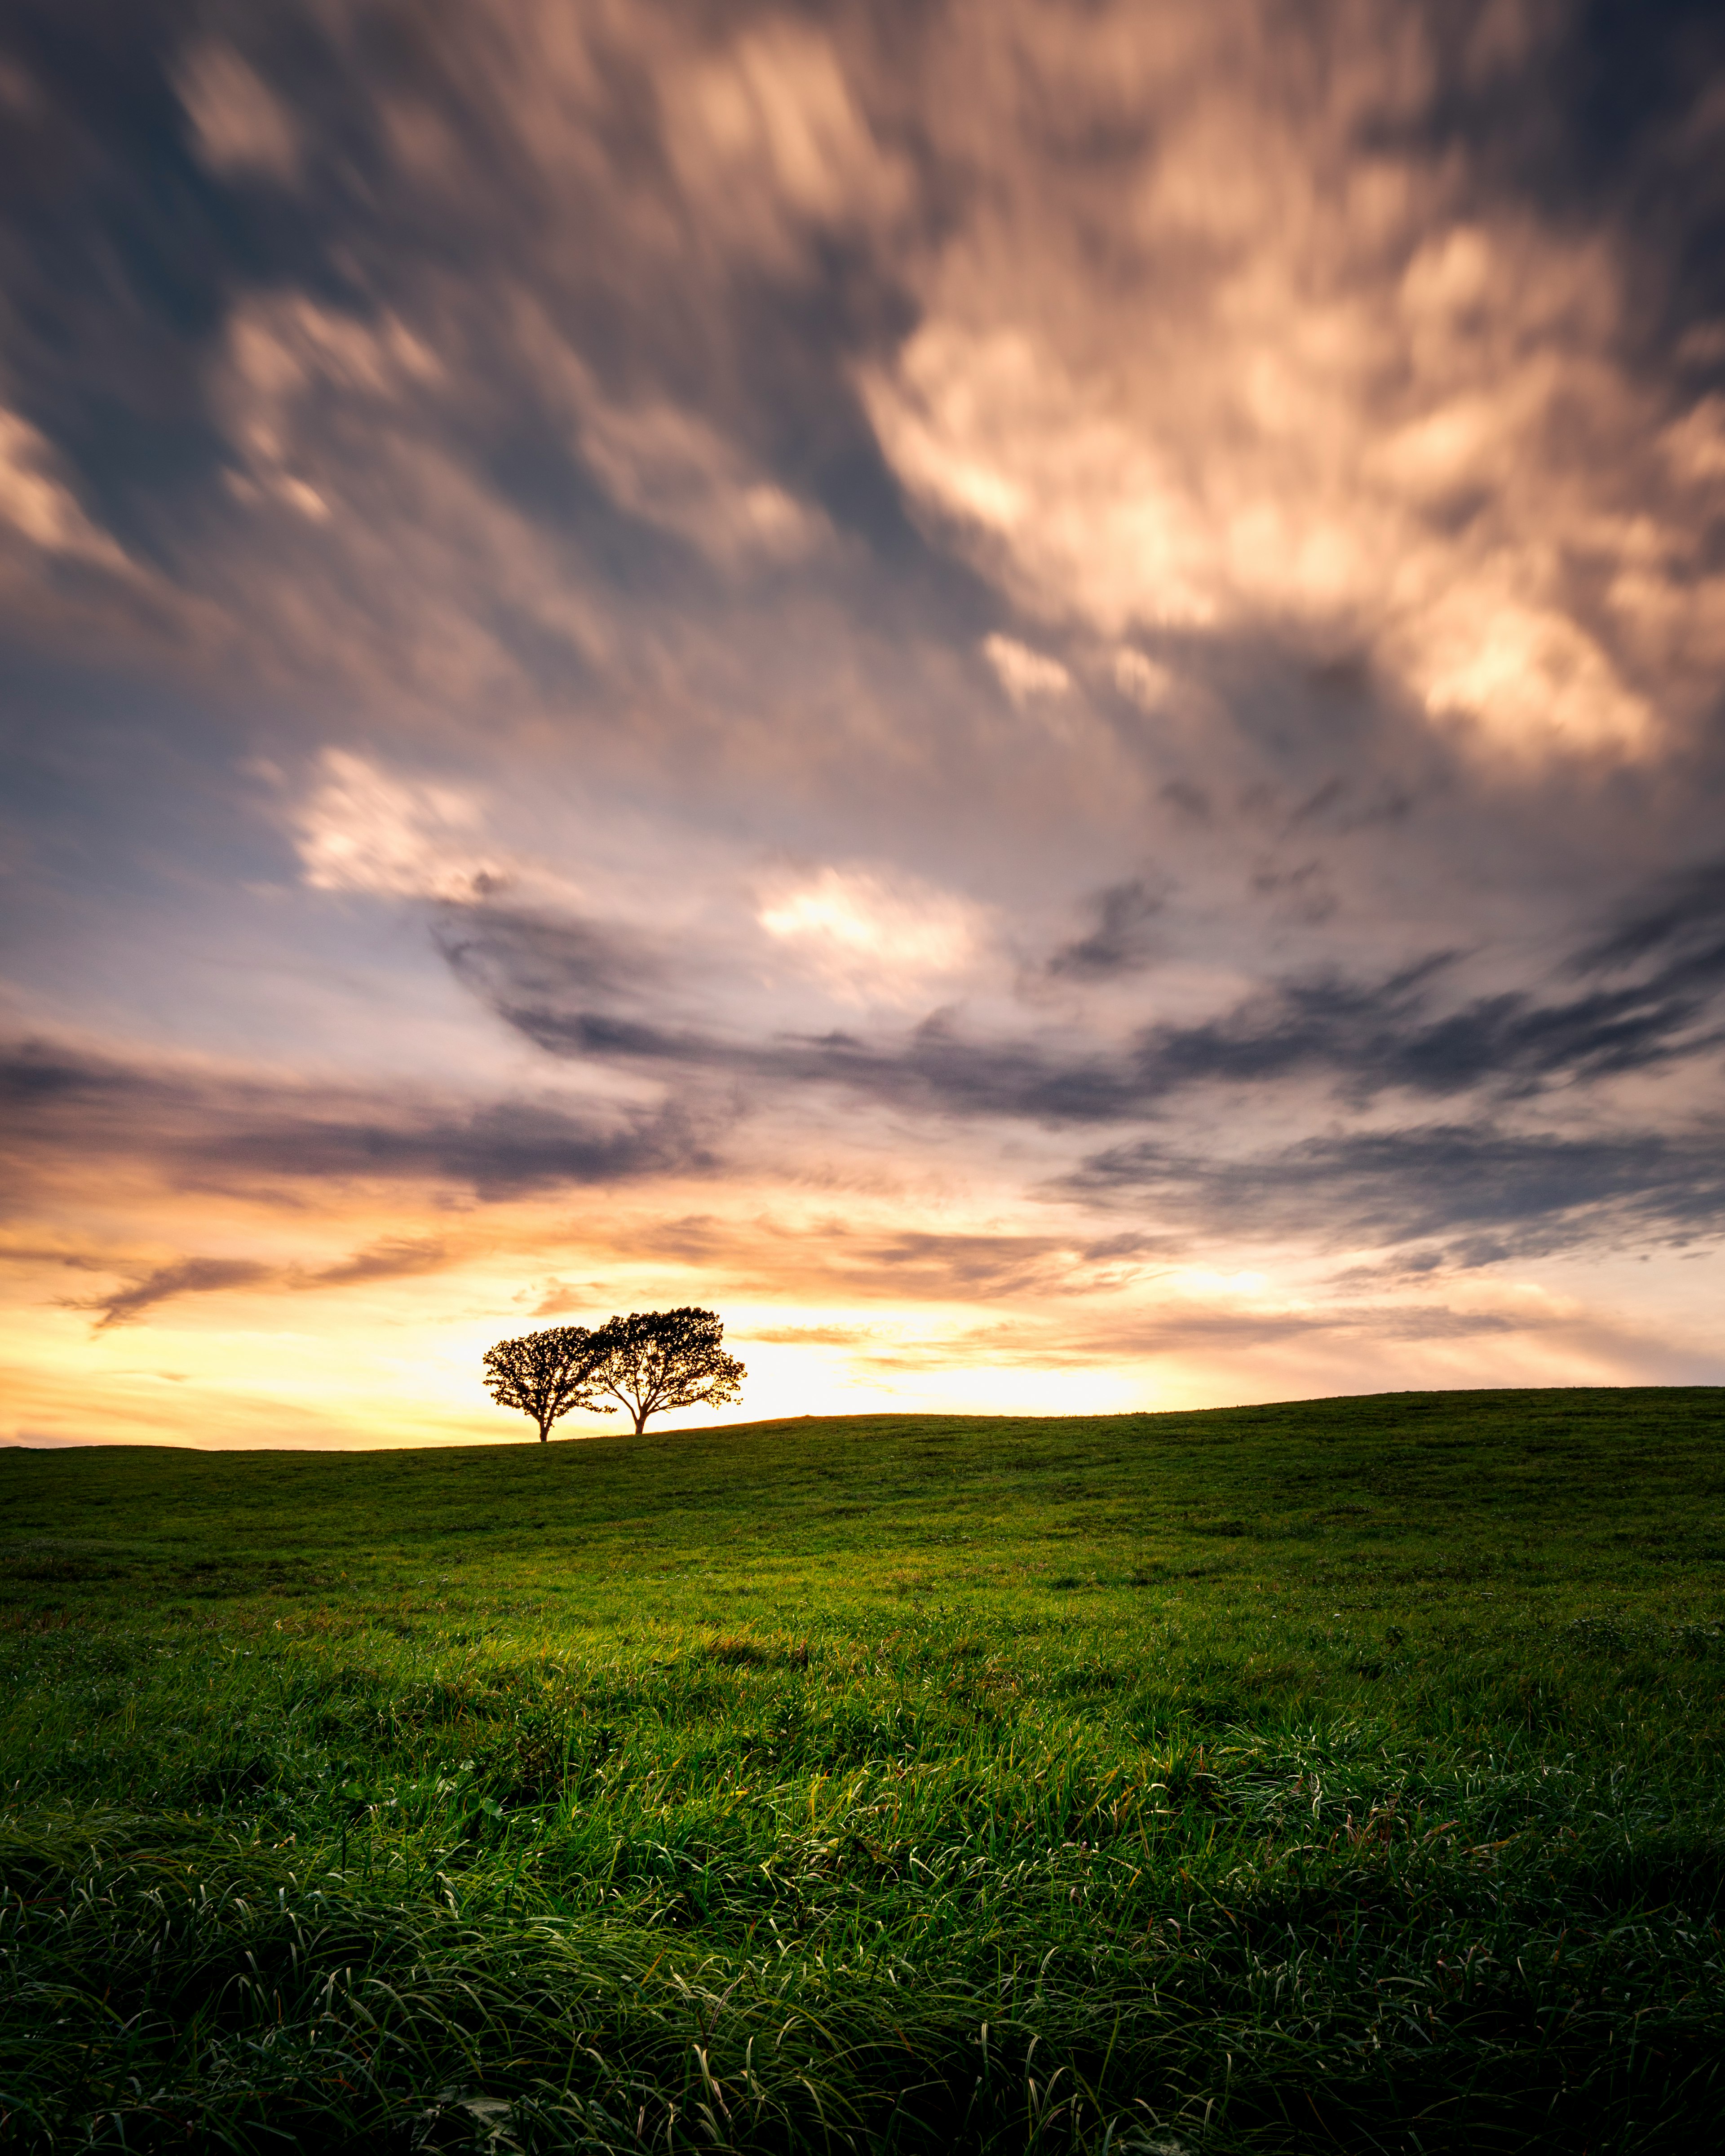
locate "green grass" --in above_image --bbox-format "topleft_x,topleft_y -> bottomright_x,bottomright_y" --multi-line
4,1387 -> 1725,2152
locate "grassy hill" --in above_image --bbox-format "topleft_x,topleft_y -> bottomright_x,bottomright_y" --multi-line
4,1388 -> 1725,2152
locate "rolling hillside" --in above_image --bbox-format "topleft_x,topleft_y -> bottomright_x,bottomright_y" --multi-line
4,1390 -> 1724,2151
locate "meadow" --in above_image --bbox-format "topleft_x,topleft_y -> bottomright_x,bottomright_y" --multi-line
3,1387 -> 1725,2154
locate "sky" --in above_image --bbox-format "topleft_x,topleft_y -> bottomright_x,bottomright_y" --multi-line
5,0 -> 1725,1448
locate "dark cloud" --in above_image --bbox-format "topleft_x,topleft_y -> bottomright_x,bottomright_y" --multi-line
1065,1122 -> 1725,1266
495,996 -> 1141,1124
1123,952 -> 1725,1105
451,862 -> 1725,1126
1575,852 -> 1725,981
1048,879 -> 1165,980
433,905 -> 668,1009
198,1095 -> 711,1198
0,1039 -> 718,1202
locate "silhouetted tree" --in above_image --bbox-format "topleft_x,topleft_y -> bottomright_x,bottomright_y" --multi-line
482,1324 -> 596,1442
579,1307 -> 745,1436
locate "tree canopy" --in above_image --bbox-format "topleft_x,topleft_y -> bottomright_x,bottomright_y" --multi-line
481,1325 -> 595,1442
482,1308 -> 745,1440
579,1307 -> 745,1436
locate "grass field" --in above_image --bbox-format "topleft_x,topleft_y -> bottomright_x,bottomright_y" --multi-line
4,1388 -> 1725,2153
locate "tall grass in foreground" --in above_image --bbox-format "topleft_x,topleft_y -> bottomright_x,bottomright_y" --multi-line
3,1389 -> 1724,2150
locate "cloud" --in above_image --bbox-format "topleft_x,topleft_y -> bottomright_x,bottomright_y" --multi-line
858,1 -> 1725,763
571,365 -> 830,569
66,1234 -> 454,1330
764,1286 -> 1637,1377
485,995 -> 1128,1125
18,813 -> 1725,1298
1120,951 -> 1725,1105
176,40 -> 301,182
656,18 -> 911,265
304,1236 -> 449,1288
72,1257 -> 273,1331
433,904 -> 667,1008
1065,1121 -> 1725,1267
292,750 -> 505,901
739,1322 -> 880,1347
459,888 -> 1725,1127
1574,853 -> 1725,983
0,409 -> 131,566
491,292 -> 837,568
217,293 -> 442,524
827,1228 -> 1086,1301
756,864 -> 986,1001
4,0 -> 1721,786
1112,649 -> 1179,711
982,633 -> 1071,705
594,1212 -> 1161,1307
0,1040 -> 718,1203
1048,879 -> 1166,980
197,1095 -> 715,1200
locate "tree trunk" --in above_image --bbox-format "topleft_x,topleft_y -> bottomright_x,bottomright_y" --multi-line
537,1421 -> 550,1442
632,1406 -> 649,1436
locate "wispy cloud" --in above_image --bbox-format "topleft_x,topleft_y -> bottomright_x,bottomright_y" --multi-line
1048,880 -> 1166,981
71,1256 -> 274,1331
1065,1122 -> 1725,1269
65,1234 -> 454,1330
2,1041 -> 719,1202
444,856 -> 1725,1122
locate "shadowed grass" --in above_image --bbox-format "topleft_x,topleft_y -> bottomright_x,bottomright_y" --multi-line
3,1389 -> 1725,2149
